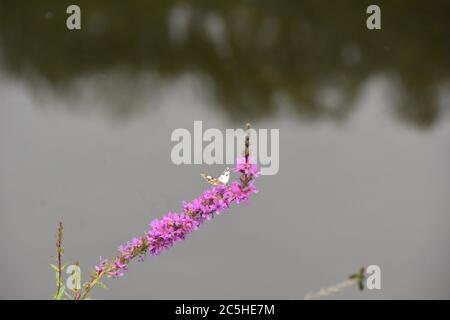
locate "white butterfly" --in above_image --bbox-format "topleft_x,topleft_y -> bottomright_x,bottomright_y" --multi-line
200,167 -> 230,186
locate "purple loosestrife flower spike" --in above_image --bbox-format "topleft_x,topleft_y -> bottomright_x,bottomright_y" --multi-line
79,124 -> 258,300
94,158 -> 259,280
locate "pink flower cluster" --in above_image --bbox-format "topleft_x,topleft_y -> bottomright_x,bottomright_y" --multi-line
94,158 -> 259,278
233,156 -> 260,178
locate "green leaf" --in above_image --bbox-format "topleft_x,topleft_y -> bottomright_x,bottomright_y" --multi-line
50,264 -> 59,272
98,282 -> 108,289
56,285 -> 65,300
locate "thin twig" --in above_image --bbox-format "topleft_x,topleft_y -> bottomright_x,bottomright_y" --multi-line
304,267 -> 366,300
55,221 -> 63,297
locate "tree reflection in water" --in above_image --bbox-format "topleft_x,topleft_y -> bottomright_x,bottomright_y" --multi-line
0,0 -> 448,128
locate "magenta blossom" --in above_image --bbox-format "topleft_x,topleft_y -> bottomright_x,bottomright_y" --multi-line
95,159 -> 259,278
233,157 -> 260,177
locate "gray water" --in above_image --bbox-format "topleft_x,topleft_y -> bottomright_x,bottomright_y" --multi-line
0,0 -> 449,299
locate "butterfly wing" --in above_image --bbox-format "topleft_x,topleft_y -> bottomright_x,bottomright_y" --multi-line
217,168 -> 230,185
201,167 -> 230,186
200,173 -> 223,186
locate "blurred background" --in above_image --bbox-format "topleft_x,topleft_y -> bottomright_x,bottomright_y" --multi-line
0,0 -> 449,299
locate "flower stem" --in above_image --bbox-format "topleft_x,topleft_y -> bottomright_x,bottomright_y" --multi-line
240,123 -> 252,188
55,221 -> 64,298
79,271 -> 104,300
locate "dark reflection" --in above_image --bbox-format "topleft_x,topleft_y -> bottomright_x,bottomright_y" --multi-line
0,0 -> 449,127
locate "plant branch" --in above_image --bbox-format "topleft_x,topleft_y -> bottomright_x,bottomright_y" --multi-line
54,221 -> 64,299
